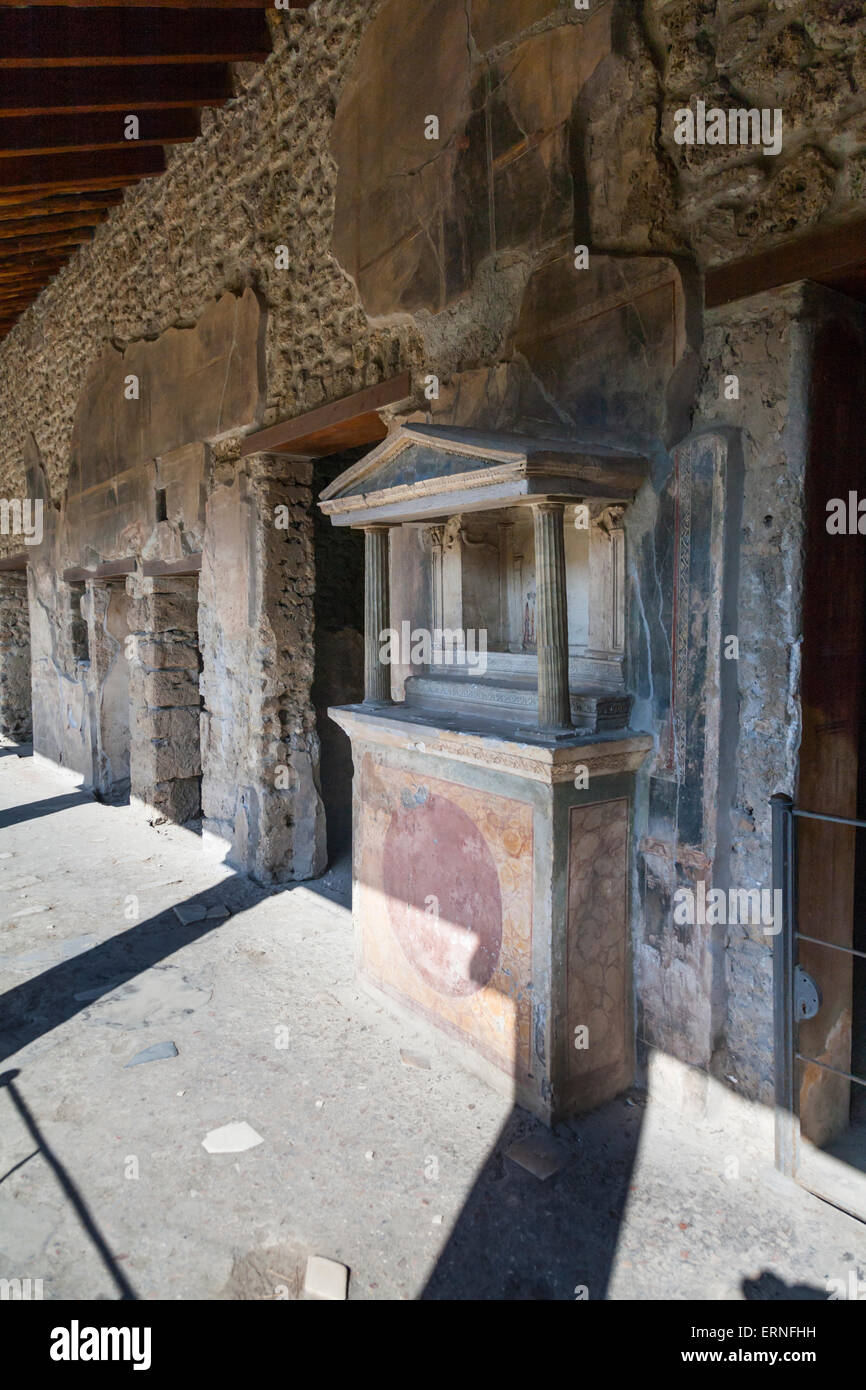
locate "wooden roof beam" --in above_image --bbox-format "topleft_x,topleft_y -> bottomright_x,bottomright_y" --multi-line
0,283 -> 60,301
0,253 -> 66,270
0,9 -> 271,67
0,255 -> 65,271
241,373 -> 414,459
0,211 -> 106,239
706,218 -> 866,308
0,109 -> 201,157
0,289 -> 51,305
6,1 -> 308,8
0,147 -> 165,191
0,63 -> 231,116
0,229 -> 92,257
0,190 -> 124,214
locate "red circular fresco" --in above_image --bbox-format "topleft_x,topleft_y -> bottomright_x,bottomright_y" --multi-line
382,792 -> 503,997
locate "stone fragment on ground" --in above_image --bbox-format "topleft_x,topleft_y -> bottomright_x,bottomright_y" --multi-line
174,901 -> 230,924
400,1048 -> 431,1069
303,1255 -> 349,1301
202,1121 -> 264,1154
124,1040 -> 178,1068
174,902 -> 208,924
505,1133 -> 570,1181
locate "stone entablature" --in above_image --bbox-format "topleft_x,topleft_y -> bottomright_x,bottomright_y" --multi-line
330,707 -> 653,786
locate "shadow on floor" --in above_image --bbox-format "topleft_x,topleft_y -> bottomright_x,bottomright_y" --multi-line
0,1068 -> 137,1299
0,874 -> 266,1068
421,1094 -> 644,1300
0,742 -> 31,760
742,1271 -> 829,1300
0,790 -> 95,831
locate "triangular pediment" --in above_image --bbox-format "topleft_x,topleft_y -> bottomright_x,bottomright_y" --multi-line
319,425 -> 649,526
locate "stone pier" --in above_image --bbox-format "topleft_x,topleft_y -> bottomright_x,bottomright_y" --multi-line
127,574 -> 203,824
0,571 -> 31,740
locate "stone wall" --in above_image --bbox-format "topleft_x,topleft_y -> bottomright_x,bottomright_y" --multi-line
128,574 -> 203,825
85,580 -> 132,801
697,283 -> 866,1101
1,1 -> 864,520
0,573 -> 31,740
199,453 -> 326,881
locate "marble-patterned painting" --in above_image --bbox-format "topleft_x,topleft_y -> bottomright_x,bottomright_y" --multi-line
355,753 -> 534,1077
567,798 -> 629,1089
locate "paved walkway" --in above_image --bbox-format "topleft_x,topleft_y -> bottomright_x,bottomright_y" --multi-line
0,746 -> 863,1300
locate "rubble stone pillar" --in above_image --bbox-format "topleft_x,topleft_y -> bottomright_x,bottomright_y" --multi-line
199,454 -> 326,882
83,579 -> 113,795
127,574 -> 202,823
532,502 -> 572,732
0,571 -> 31,740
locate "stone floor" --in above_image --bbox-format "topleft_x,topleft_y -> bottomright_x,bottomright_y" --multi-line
0,744 -> 864,1301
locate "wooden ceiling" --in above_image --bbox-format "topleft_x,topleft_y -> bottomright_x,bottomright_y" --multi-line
0,1 -> 310,342
706,219 -> 866,309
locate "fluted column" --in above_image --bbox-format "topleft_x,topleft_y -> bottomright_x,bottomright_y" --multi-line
532,502 -> 572,731
364,525 -> 392,706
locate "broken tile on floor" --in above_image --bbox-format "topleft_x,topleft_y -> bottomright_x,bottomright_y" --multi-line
505,1133 -> 570,1182
124,1040 -> 178,1068
202,1121 -> 264,1155
400,1048 -> 431,1070
303,1255 -> 349,1301
174,903 -> 208,924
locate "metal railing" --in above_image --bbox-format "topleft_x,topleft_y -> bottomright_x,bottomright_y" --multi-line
771,793 -> 866,1177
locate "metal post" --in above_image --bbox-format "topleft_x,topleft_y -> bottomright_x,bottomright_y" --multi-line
771,792 -> 798,1177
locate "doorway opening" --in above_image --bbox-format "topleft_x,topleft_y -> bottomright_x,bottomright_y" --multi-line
312,449 -> 366,885
792,309 -> 866,1212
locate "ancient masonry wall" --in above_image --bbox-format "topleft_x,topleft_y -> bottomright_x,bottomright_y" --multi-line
128,575 -> 203,825
0,573 -> 31,739
0,0 -> 864,512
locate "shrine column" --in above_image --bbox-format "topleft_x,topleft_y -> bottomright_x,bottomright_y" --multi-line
532,502 -> 572,731
364,525 -> 392,706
